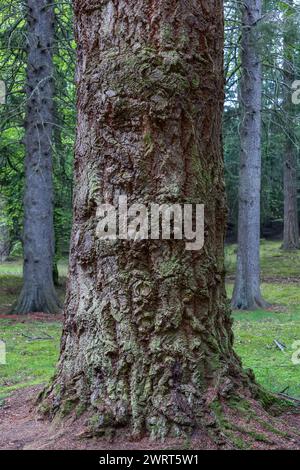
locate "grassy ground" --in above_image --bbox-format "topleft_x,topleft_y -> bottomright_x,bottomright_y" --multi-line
234,309 -> 300,398
1,241 -> 300,402
225,239 -> 300,279
0,320 -> 60,403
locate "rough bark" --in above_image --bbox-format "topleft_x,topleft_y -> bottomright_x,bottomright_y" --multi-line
41,0 -> 261,440
282,0 -> 299,251
12,0 -> 61,314
231,0 -> 267,310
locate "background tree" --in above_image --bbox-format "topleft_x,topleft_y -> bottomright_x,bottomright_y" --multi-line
232,0 -> 267,309
223,0 -> 300,242
282,0 -> 299,250
0,1 -> 75,303
12,0 -> 61,314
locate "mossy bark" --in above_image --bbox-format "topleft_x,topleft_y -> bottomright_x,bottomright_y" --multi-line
41,0 -> 260,439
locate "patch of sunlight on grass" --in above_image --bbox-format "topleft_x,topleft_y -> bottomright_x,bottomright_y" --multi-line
226,278 -> 300,398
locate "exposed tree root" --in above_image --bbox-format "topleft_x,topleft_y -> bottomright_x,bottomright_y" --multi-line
200,392 -> 300,449
38,368 -> 300,448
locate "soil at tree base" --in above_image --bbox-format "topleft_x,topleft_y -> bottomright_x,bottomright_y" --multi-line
1,387 -> 300,450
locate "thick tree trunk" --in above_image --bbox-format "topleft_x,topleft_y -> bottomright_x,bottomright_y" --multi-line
231,0 -> 267,310
12,0 -> 61,314
41,0 -> 260,440
282,0 -> 299,251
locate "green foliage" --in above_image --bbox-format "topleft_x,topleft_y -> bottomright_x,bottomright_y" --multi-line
0,0 -> 75,259
1,0 -> 300,253
224,0 -> 300,235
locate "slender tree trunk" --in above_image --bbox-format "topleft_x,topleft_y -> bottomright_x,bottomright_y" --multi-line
232,0 -> 267,310
282,0 -> 299,251
41,0 -> 262,440
12,0 -> 61,314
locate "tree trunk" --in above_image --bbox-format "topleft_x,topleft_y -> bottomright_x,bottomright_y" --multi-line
41,0 -> 261,440
12,0 -> 61,314
282,0 -> 299,251
231,0 -> 267,310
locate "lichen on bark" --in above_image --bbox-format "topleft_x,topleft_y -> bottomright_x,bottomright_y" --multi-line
40,0 -> 279,441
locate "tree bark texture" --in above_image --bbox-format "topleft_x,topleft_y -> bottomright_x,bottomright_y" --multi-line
42,0 -> 257,438
12,0 -> 61,314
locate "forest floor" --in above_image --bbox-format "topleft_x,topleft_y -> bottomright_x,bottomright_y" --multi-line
1,385 -> 300,450
1,240 -> 300,449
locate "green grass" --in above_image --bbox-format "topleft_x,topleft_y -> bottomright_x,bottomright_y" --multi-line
2,311 -> 299,401
0,320 -> 61,402
225,239 -> 300,278
0,257 -> 69,277
1,244 -> 300,402
227,283 -> 300,308
233,309 -> 300,398
0,257 -> 67,400
0,275 -> 22,315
